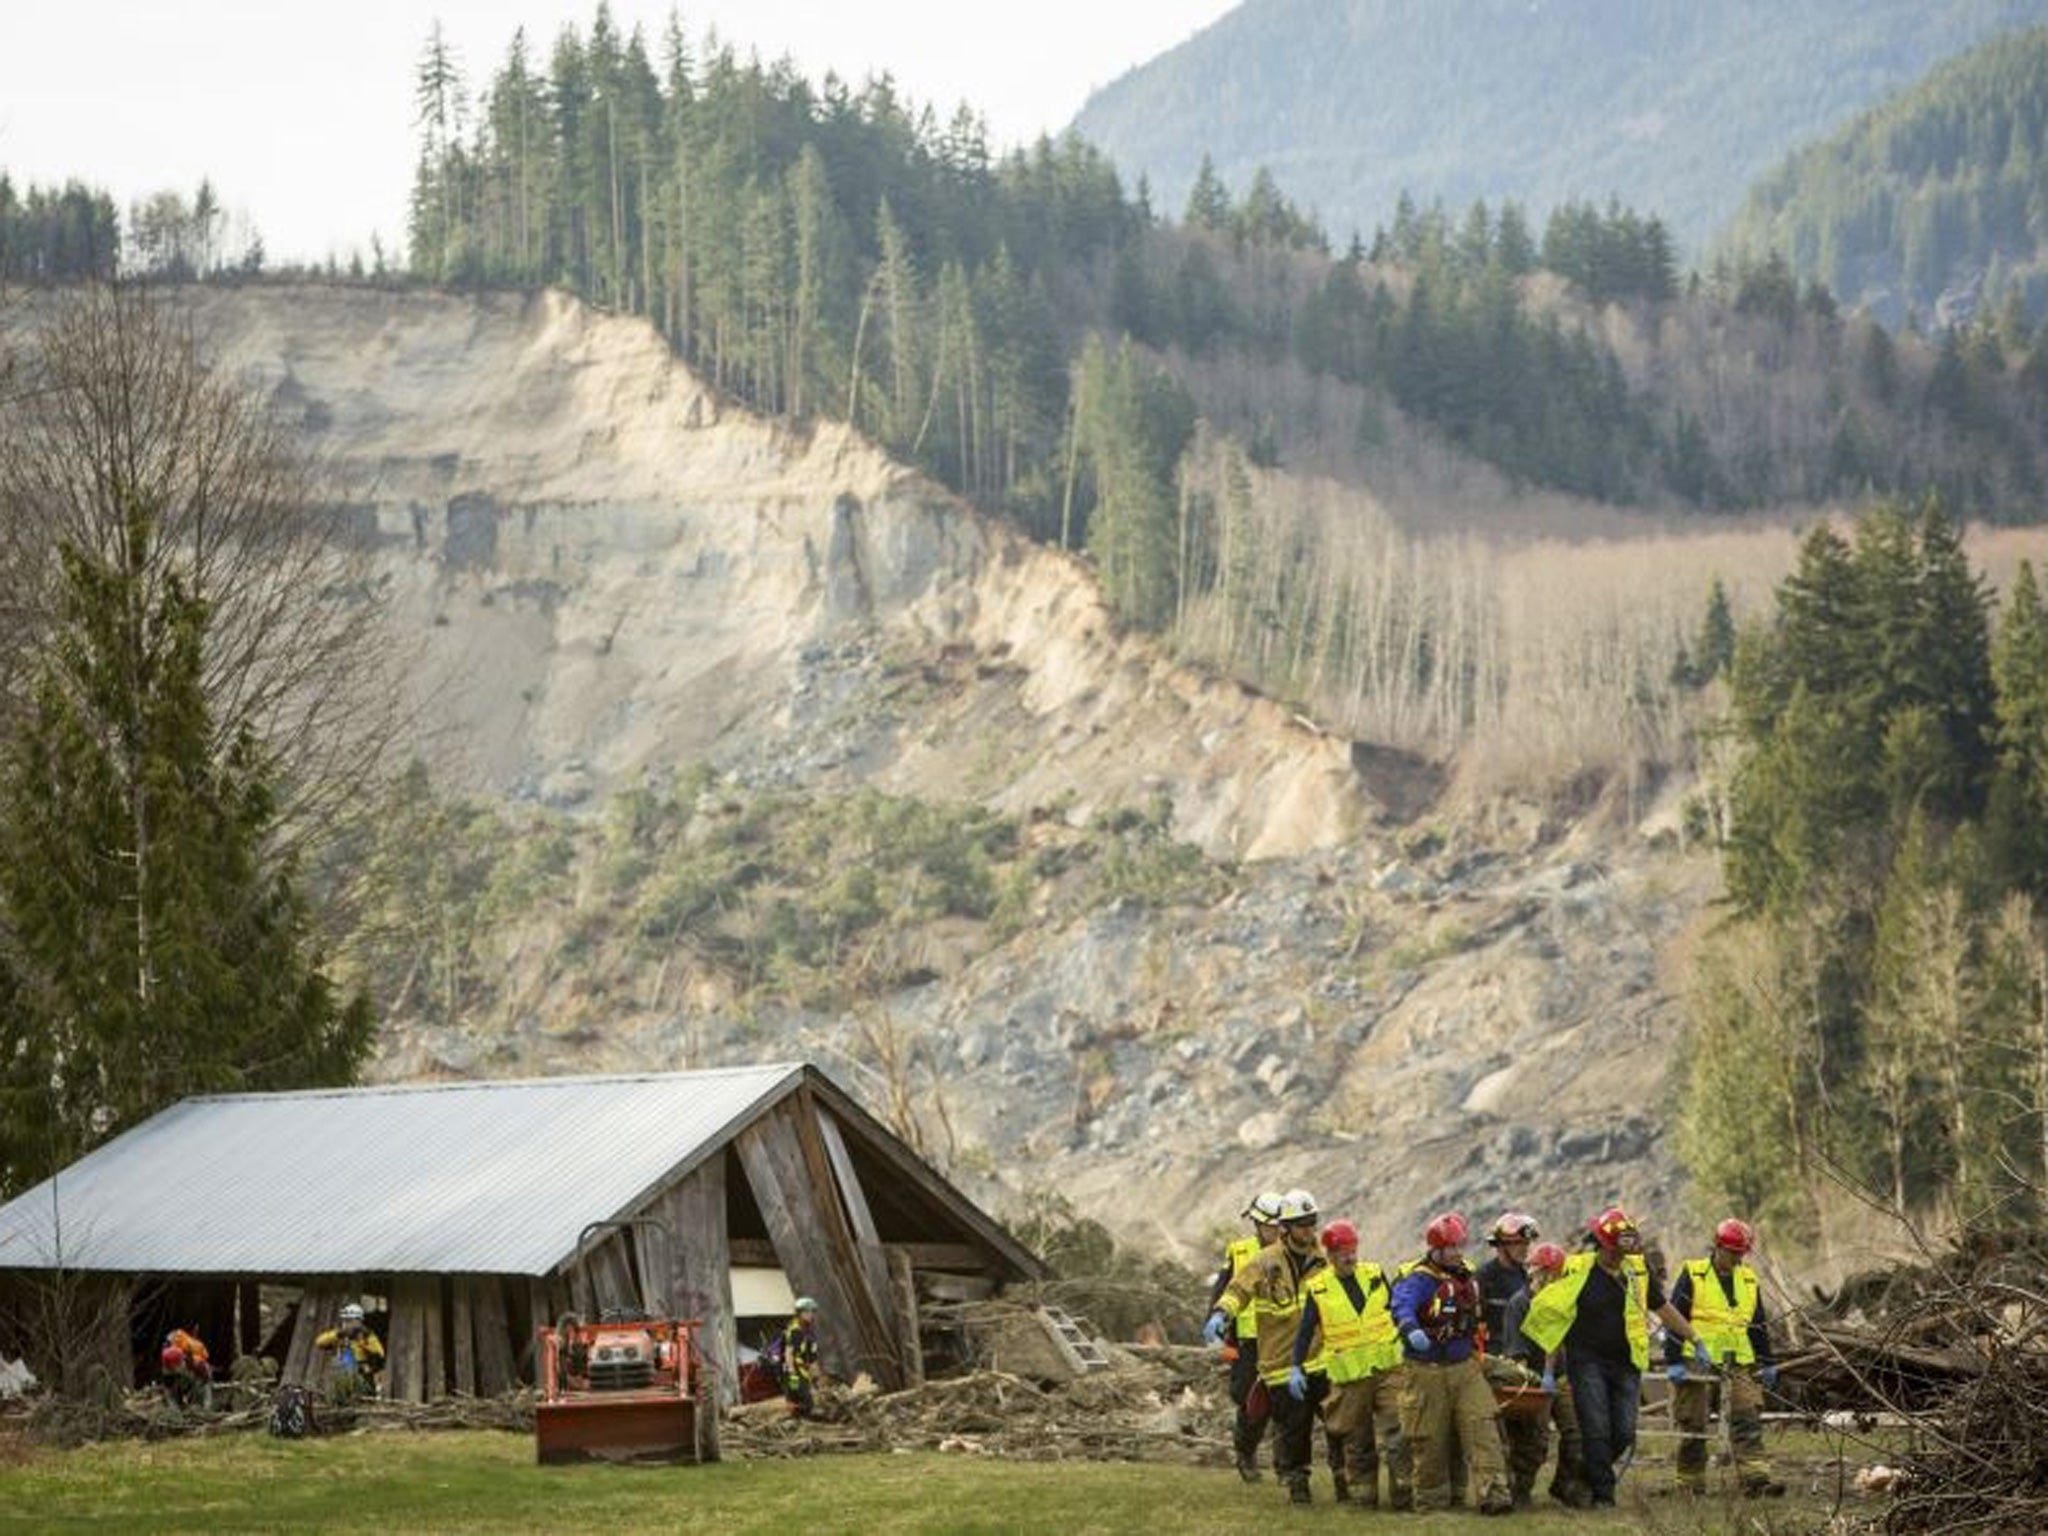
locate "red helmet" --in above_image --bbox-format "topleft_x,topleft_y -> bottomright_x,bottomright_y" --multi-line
1321,1219 -> 1360,1255
161,1344 -> 187,1373
1590,1206 -> 1638,1250
1528,1242 -> 1569,1274
1424,1212 -> 1468,1250
1714,1218 -> 1754,1255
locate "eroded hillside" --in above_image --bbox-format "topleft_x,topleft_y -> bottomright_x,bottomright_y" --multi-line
193,284 -> 1715,1263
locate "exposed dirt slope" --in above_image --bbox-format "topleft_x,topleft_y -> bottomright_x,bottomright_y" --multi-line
189,284 -> 1715,1263
197,286 -> 1361,861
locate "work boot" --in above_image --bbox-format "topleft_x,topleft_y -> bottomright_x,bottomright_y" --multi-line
1331,1471 -> 1351,1504
1287,1475 -> 1313,1506
1510,1473 -> 1535,1509
1742,1472 -> 1787,1499
1478,1484 -> 1516,1517
1388,1483 -> 1414,1512
1352,1476 -> 1378,1509
1550,1479 -> 1591,1509
1235,1450 -> 1261,1484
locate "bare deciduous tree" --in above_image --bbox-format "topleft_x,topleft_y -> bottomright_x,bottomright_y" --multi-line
0,283 -> 408,911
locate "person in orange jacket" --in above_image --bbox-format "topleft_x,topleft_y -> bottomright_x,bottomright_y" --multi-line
159,1327 -> 212,1410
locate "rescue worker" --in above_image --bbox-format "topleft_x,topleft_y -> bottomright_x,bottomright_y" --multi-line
1498,1241 -> 1590,1507
1520,1206 -> 1714,1508
314,1302 -> 385,1402
1477,1212 -> 1539,1348
1477,1213 -> 1544,1508
159,1327 -> 212,1410
1207,1190 -> 1284,1481
1667,1218 -> 1784,1498
1389,1212 -> 1514,1515
1204,1188 -> 1325,1504
762,1296 -> 822,1416
1295,1218 -> 1412,1509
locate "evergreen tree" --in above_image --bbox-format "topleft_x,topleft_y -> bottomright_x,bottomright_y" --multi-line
0,514 -> 370,1196
0,287 -> 386,1197
1183,154 -> 1232,234
1989,560 -> 2048,890
1493,200 -> 1536,276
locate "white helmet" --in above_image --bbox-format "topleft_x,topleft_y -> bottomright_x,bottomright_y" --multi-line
1244,1191 -> 1285,1224
340,1303 -> 366,1324
1278,1189 -> 1319,1224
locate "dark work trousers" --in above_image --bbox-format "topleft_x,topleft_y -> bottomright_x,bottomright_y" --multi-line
1228,1340 -> 1268,1463
1270,1371 -> 1329,1492
1565,1354 -> 1641,1504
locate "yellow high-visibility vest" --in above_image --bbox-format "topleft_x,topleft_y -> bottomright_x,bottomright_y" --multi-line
1682,1259 -> 1760,1366
1302,1264 -> 1402,1383
1521,1252 -> 1651,1371
1225,1236 -> 1262,1341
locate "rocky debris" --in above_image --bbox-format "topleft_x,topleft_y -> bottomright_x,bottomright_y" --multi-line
723,1350 -> 1232,1465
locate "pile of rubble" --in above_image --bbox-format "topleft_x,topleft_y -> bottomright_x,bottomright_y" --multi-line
725,1345 -> 1236,1466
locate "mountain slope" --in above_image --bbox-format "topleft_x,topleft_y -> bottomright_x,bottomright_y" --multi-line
1724,26 -> 2048,327
177,284 -> 1731,1264
1072,0 -> 2043,253
196,285 -> 1361,861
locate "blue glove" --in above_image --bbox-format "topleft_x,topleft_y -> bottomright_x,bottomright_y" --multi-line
1202,1312 -> 1228,1347
1692,1339 -> 1713,1370
1405,1328 -> 1431,1354
1540,1366 -> 1557,1395
1287,1365 -> 1309,1400
1759,1363 -> 1779,1390
1666,1363 -> 1688,1384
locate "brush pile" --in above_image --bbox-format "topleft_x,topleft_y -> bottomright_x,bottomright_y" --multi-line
1779,1233 -> 2048,1532
724,1345 -> 1234,1465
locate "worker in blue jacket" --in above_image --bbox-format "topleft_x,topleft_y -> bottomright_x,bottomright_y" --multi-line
1388,1212 -> 1513,1515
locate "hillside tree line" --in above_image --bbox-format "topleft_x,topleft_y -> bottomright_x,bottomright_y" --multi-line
1681,497 -> 2048,1230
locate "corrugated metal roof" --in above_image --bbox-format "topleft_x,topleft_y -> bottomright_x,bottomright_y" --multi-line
0,1064 -> 803,1277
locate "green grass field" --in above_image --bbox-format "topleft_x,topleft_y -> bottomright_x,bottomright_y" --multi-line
0,1423 -> 1883,1534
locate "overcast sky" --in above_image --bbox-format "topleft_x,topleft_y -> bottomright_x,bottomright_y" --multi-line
0,1 -> 1238,264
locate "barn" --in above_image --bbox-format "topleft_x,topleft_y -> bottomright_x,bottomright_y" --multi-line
0,1062 -> 1045,1405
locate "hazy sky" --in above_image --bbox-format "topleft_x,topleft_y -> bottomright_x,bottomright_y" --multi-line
1,1 -> 1238,264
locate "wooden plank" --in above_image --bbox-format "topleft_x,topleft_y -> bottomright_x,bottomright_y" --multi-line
520,1280 -> 552,1384
473,1277 -> 517,1396
729,1236 -> 999,1286
386,1276 -> 435,1404
817,1104 -> 897,1339
732,1237 -> 992,1271
884,1242 -> 994,1271
237,1282 -> 261,1359
568,1260 -> 595,1319
792,1089 -> 899,1359
633,1220 -> 675,1316
735,1099 -> 899,1387
424,1279 -> 447,1401
282,1287 -> 343,1388
652,1156 -> 737,1401
889,1247 -> 924,1389
451,1281 -> 477,1397
588,1234 -> 638,1315
729,1236 -> 1007,1277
